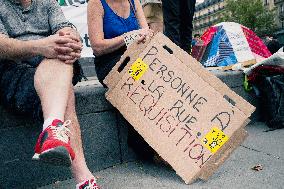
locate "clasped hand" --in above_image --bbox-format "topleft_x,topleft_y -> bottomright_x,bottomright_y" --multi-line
40,31 -> 83,64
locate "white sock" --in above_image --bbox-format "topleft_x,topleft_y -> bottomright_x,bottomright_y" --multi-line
42,117 -> 63,131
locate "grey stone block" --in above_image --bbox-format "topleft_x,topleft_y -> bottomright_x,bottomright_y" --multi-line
211,70 -> 244,88
82,65 -> 97,78
78,111 -> 122,172
0,123 -> 72,189
79,57 -> 94,67
116,112 -> 138,162
75,82 -> 113,114
0,106 -> 32,129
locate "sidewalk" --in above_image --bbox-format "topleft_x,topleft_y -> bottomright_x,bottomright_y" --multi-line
40,122 -> 284,189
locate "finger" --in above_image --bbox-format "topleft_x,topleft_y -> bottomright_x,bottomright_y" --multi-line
58,31 -> 64,36
55,37 -> 76,44
137,35 -> 146,44
58,31 -> 66,36
65,42 -> 83,51
69,51 -> 81,59
58,51 -> 81,59
64,59 -> 76,64
54,46 -> 73,54
63,34 -> 80,42
57,54 -> 75,61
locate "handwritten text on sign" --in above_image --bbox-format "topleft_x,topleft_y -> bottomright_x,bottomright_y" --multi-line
116,46 -> 237,168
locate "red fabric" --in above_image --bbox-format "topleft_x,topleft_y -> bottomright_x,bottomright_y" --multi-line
78,178 -> 100,189
201,26 -> 218,46
191,26 -> 217,60
242,27 -> 272,58
191,45 -> 206,61
248,65 -> 284,84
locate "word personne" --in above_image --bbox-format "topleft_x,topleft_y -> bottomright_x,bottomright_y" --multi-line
142,46 -> 233,132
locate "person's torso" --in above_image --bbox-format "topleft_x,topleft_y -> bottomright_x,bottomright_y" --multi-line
101,0 -> 140,39
0,0 -> 53,40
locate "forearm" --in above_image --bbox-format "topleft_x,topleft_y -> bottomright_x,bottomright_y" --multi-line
134,0 -> 149,29
0,35 -> 42,60
91,35 -> 125,56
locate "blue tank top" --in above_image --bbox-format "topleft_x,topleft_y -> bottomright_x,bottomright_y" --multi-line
101,0 -> 140,39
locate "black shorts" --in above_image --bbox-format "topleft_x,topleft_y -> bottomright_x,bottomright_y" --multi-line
0,58 -> 84,122
94,47 -> 126,87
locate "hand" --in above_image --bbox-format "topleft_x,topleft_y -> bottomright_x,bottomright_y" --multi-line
137,28 -> 154,44
37,32 -> 82,64
55,31 -> 83,64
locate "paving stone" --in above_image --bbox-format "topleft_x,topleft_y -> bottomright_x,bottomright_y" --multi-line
244,122 -> 284,158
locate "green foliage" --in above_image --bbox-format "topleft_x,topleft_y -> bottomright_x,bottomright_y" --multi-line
221,0 -> 277,36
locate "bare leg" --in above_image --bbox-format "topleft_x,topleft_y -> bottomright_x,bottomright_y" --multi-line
65,87 -> 94,183
34,59 -> 93,183
34,59 -> 73,120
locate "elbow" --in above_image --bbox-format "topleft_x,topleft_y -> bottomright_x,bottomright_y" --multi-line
91,43 -> 105,57
92,48 -> 104,57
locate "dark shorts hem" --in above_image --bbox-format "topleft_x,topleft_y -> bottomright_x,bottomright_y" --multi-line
0,59 -> 84,122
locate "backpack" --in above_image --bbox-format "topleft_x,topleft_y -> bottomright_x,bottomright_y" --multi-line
259,75 -> 284,129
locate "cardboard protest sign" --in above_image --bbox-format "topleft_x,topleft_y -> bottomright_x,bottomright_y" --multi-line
104,33 -> 255,184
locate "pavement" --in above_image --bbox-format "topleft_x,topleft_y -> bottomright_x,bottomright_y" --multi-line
40,122 -> 284,189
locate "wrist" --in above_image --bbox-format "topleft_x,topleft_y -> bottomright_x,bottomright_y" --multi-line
29,39 -> 44,56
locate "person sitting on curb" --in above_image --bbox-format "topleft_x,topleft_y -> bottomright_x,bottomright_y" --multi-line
0,0 -> 99,188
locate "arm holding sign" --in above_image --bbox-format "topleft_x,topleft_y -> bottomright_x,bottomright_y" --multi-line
133,0 -> 149,29
87,0 -> 125,56
87,0 -> 153,56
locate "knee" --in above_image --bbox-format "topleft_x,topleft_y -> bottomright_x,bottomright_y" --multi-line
34,59 -> 73,85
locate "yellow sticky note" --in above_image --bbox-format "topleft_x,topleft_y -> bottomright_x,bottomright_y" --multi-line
128,58 -> 148,81
202,127 -> 229,154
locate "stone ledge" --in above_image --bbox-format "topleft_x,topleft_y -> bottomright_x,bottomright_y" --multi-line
210,70 -> 244,88
75,79 -> 113,114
